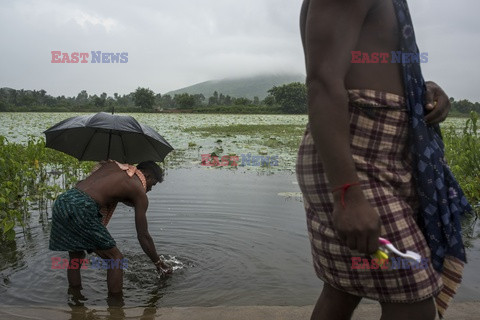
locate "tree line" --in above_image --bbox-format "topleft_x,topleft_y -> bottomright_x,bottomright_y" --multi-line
0,85 -> 477,115
0,83 -> 307,114
448,98 -> 480,116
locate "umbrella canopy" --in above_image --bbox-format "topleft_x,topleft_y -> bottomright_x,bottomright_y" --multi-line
43,112 -> 173,163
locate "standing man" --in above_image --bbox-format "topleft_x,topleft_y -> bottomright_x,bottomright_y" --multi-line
50,160 -> 172,296
296,0 -> 471,319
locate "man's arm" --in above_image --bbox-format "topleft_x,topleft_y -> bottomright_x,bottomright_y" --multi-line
133,192 -> 159,262
131,186 -> 171,273
303,0 -> 380,254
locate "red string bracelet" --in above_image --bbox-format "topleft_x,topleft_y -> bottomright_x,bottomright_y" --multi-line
331,182 -> 360,209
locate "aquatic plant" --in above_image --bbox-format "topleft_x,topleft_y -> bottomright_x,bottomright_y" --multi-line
1,112 -> 479,243
0,135 -> 93,240
443,111 -> 480,212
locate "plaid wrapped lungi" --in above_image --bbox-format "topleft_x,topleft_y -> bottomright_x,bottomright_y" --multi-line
296,89 -> 443,302
49,188 -> 116,252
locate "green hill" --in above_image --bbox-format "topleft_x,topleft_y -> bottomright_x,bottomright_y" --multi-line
166,73 -> 305,100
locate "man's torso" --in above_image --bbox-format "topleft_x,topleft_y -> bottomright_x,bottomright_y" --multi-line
76,161 -> 143,208
301,0 -> 405,96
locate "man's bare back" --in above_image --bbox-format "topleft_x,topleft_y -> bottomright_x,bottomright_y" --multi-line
76,161 -> 146,208
300,0 -> 404,96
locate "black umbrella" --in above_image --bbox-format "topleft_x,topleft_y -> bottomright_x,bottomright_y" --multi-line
43,112 -> 173,163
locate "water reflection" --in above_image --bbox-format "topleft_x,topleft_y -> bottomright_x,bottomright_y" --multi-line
66,286 -> 166,319
1,168 -> 480,310
66,306 -> 159,320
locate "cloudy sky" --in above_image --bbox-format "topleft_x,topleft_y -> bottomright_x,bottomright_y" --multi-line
0,0 -> 478,101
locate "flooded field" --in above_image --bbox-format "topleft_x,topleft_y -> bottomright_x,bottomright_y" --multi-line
1,113 -> 479,309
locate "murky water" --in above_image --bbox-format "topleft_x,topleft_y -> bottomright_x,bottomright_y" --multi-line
0,168 -> 319,307
1,113 -> 479,310
1,168 -> 480,309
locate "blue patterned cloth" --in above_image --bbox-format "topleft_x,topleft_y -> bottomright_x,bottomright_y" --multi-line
392,0 -> 473,271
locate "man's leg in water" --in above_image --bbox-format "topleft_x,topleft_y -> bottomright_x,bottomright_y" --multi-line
380,298 -> 436,320
94,246 -> 124,295
311,283 -> 362,320
68,251 -> 86,288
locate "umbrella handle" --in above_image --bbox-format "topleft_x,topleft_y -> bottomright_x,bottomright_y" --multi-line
107,129 -> 112,160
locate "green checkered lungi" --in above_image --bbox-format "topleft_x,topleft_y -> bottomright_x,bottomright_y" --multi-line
49,188 -> 116,252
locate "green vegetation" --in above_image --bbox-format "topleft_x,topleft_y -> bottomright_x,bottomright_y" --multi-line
184,123 -> 306,154
443,111 -> 480,206
185,123 -> 304,136
267,82 -> 307,114
133,87 -> 155,110
0,74 -> 308,114
449,98 -> 480,116
1,112 -> 480,243
2,82 -> 478,116
191,105 -> 281,114
0,136 -> 94,241
0,85 -> 303,114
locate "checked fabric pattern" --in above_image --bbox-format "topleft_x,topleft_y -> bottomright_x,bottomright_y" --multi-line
296,89 -> 443,303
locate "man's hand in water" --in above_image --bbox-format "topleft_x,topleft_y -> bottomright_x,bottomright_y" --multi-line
155,260 -> 173,275
331,186 -> 381,255
424,81 -> 451,125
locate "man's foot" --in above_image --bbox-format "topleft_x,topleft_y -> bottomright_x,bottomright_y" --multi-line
107,291 -> 125,308
67,286 -> 87,307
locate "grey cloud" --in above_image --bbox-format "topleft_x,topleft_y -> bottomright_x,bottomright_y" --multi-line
0,0 -> 478,101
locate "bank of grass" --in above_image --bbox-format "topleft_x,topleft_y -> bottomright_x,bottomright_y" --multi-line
443,113 -> 480,242
184,124 -> 306,152
184,124 -> 304,135
2,114 -> 480,242
185,118 -> 480,211
0,136 -> 94,241
443,112 -> 480,209
447,111 -> 471,118
190,105 -> 282,114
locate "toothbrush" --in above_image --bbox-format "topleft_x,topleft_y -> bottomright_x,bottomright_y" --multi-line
377,237 -> 422,264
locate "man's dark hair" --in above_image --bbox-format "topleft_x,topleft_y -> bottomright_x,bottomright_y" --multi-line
137,161 -> 164,183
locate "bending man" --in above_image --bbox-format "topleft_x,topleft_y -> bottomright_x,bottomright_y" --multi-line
49,160 -> 172,295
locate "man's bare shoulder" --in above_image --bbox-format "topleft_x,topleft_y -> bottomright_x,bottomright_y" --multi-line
118,173 -> 148,206
83,163 -> 143,198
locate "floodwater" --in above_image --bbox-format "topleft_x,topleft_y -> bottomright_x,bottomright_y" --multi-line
2,167 -> 480,310
1,113 -> 480,311
0,168 -> 319,308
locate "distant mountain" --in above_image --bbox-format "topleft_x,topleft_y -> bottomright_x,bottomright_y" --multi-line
166,73 -> 305,100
